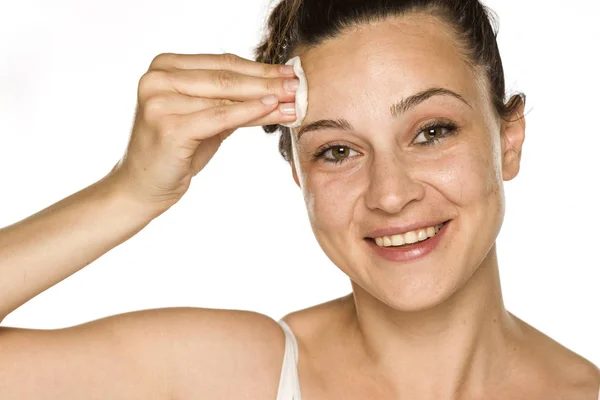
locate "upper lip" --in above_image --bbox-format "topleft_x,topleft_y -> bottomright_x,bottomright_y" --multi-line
366,220 -> 450,239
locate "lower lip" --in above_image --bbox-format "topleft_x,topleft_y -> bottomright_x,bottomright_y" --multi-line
365,221 -> 450,263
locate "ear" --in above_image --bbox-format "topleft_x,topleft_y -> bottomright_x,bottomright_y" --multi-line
500,96 -> 526,181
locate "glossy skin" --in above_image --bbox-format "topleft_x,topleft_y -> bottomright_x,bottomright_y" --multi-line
0,12 -> 598,400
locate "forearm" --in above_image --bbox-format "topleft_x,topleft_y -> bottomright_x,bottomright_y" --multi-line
0,176 -> 157,321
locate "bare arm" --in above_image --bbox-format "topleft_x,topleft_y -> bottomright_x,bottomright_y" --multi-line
0,51 -> 297,323
0,179 -> 287,399
0,308 -> 286,400
0,52 -> 297,399
0,172 -> 287,399
0,173 -> 156,322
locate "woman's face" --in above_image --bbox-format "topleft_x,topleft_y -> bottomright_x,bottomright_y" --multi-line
289,13 -> 525,310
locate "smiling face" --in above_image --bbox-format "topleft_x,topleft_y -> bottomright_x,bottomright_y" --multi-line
288,13 -> 525,311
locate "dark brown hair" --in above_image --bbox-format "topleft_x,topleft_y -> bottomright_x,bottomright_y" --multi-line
254,0 -> 525,162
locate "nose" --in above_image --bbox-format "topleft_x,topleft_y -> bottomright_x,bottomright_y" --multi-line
364,154 -> 425,214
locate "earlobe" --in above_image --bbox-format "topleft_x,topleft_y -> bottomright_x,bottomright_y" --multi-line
502,148 -> 521,181
501,97 -> 526,181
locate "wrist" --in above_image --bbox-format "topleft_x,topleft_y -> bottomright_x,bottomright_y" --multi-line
94,173 -> 168,225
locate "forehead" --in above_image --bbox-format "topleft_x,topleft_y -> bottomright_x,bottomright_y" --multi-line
297,14 -> 488,123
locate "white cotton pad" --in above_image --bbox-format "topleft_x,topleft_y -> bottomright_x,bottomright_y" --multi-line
281,56 -> 308,129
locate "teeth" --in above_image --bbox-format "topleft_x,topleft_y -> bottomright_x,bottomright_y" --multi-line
404,231 -> 418,244
391,234 -> 405,246
373,223 -> 445,248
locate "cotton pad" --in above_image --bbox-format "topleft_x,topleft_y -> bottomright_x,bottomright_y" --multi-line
281,56 -> 308,129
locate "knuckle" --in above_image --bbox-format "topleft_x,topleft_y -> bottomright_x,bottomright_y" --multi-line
221,52 -> 240,68
266,77 -> 282,94
213,70 -> 237,90
211,106 -> 230,125
261,63 -> 274,76
149,52 -> 176,69
138,70 -> 170,100
217,98 -> 235,107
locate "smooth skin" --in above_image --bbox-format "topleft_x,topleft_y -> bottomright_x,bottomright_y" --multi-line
0,53 -> 297,399
285,15 -> 600,399
1,13 -> 599,400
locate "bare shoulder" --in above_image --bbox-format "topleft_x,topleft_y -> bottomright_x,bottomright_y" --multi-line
279,294 -> 353,339
514,315 -> 600,399
119,307 -> 287,400
545,346 -> 600,400
0,307 -> 286,400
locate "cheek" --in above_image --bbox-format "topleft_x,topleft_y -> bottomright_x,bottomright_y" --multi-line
433,139 -> 503,208
302,167 -> 364,232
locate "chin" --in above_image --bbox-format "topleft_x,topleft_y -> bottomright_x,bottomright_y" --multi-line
350,261 -> 469,313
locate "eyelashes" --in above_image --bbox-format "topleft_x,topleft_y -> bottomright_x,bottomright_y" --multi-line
312,120 -> 459,165
413,120 -> 459,146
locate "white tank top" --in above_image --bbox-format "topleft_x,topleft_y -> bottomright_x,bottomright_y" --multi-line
276,320 -> 302,399
275,320 -> 600,400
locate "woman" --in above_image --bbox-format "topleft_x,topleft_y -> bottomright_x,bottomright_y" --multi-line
0,0 -> 598,398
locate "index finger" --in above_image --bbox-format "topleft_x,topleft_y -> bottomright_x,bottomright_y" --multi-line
149,53 -> 295,78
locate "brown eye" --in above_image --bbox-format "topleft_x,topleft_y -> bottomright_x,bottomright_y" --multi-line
423,126 -> 444,141
413,122 -> 457,145
330,146 -> 349,160
316,145 -> 359,164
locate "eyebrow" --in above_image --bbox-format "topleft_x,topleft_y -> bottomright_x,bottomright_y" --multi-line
295,87 -> 472,139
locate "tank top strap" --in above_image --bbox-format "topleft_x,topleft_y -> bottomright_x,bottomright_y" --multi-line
275,320 -> 302,400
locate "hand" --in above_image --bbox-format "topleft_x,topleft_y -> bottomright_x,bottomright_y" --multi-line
107,52 -> 298,215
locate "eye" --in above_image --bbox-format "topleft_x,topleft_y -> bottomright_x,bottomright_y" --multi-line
314,144 -> 359,164
413,122 -> 458,146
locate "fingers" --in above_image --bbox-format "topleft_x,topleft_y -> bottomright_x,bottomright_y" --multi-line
137,52 -> 300,144
142,93 -> 236,118
149,53 -> 295,79
138,68 -> 299,103
140,92 -> 296,127
119,53 -> 299,206
244,103 -> 297,127
177,97 -> 297,141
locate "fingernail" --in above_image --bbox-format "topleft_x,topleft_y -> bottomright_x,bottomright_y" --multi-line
284,79 -> 300,92
279,65 -> 295,75
279,103 -> 296,115
261,95 -> 278,105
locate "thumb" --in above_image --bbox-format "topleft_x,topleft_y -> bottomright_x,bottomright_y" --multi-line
190,134 -> 225,176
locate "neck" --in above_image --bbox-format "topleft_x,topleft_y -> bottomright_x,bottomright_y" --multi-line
345,245 -> 524,399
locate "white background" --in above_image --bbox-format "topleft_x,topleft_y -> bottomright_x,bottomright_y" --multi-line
0,0 -> 598,366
